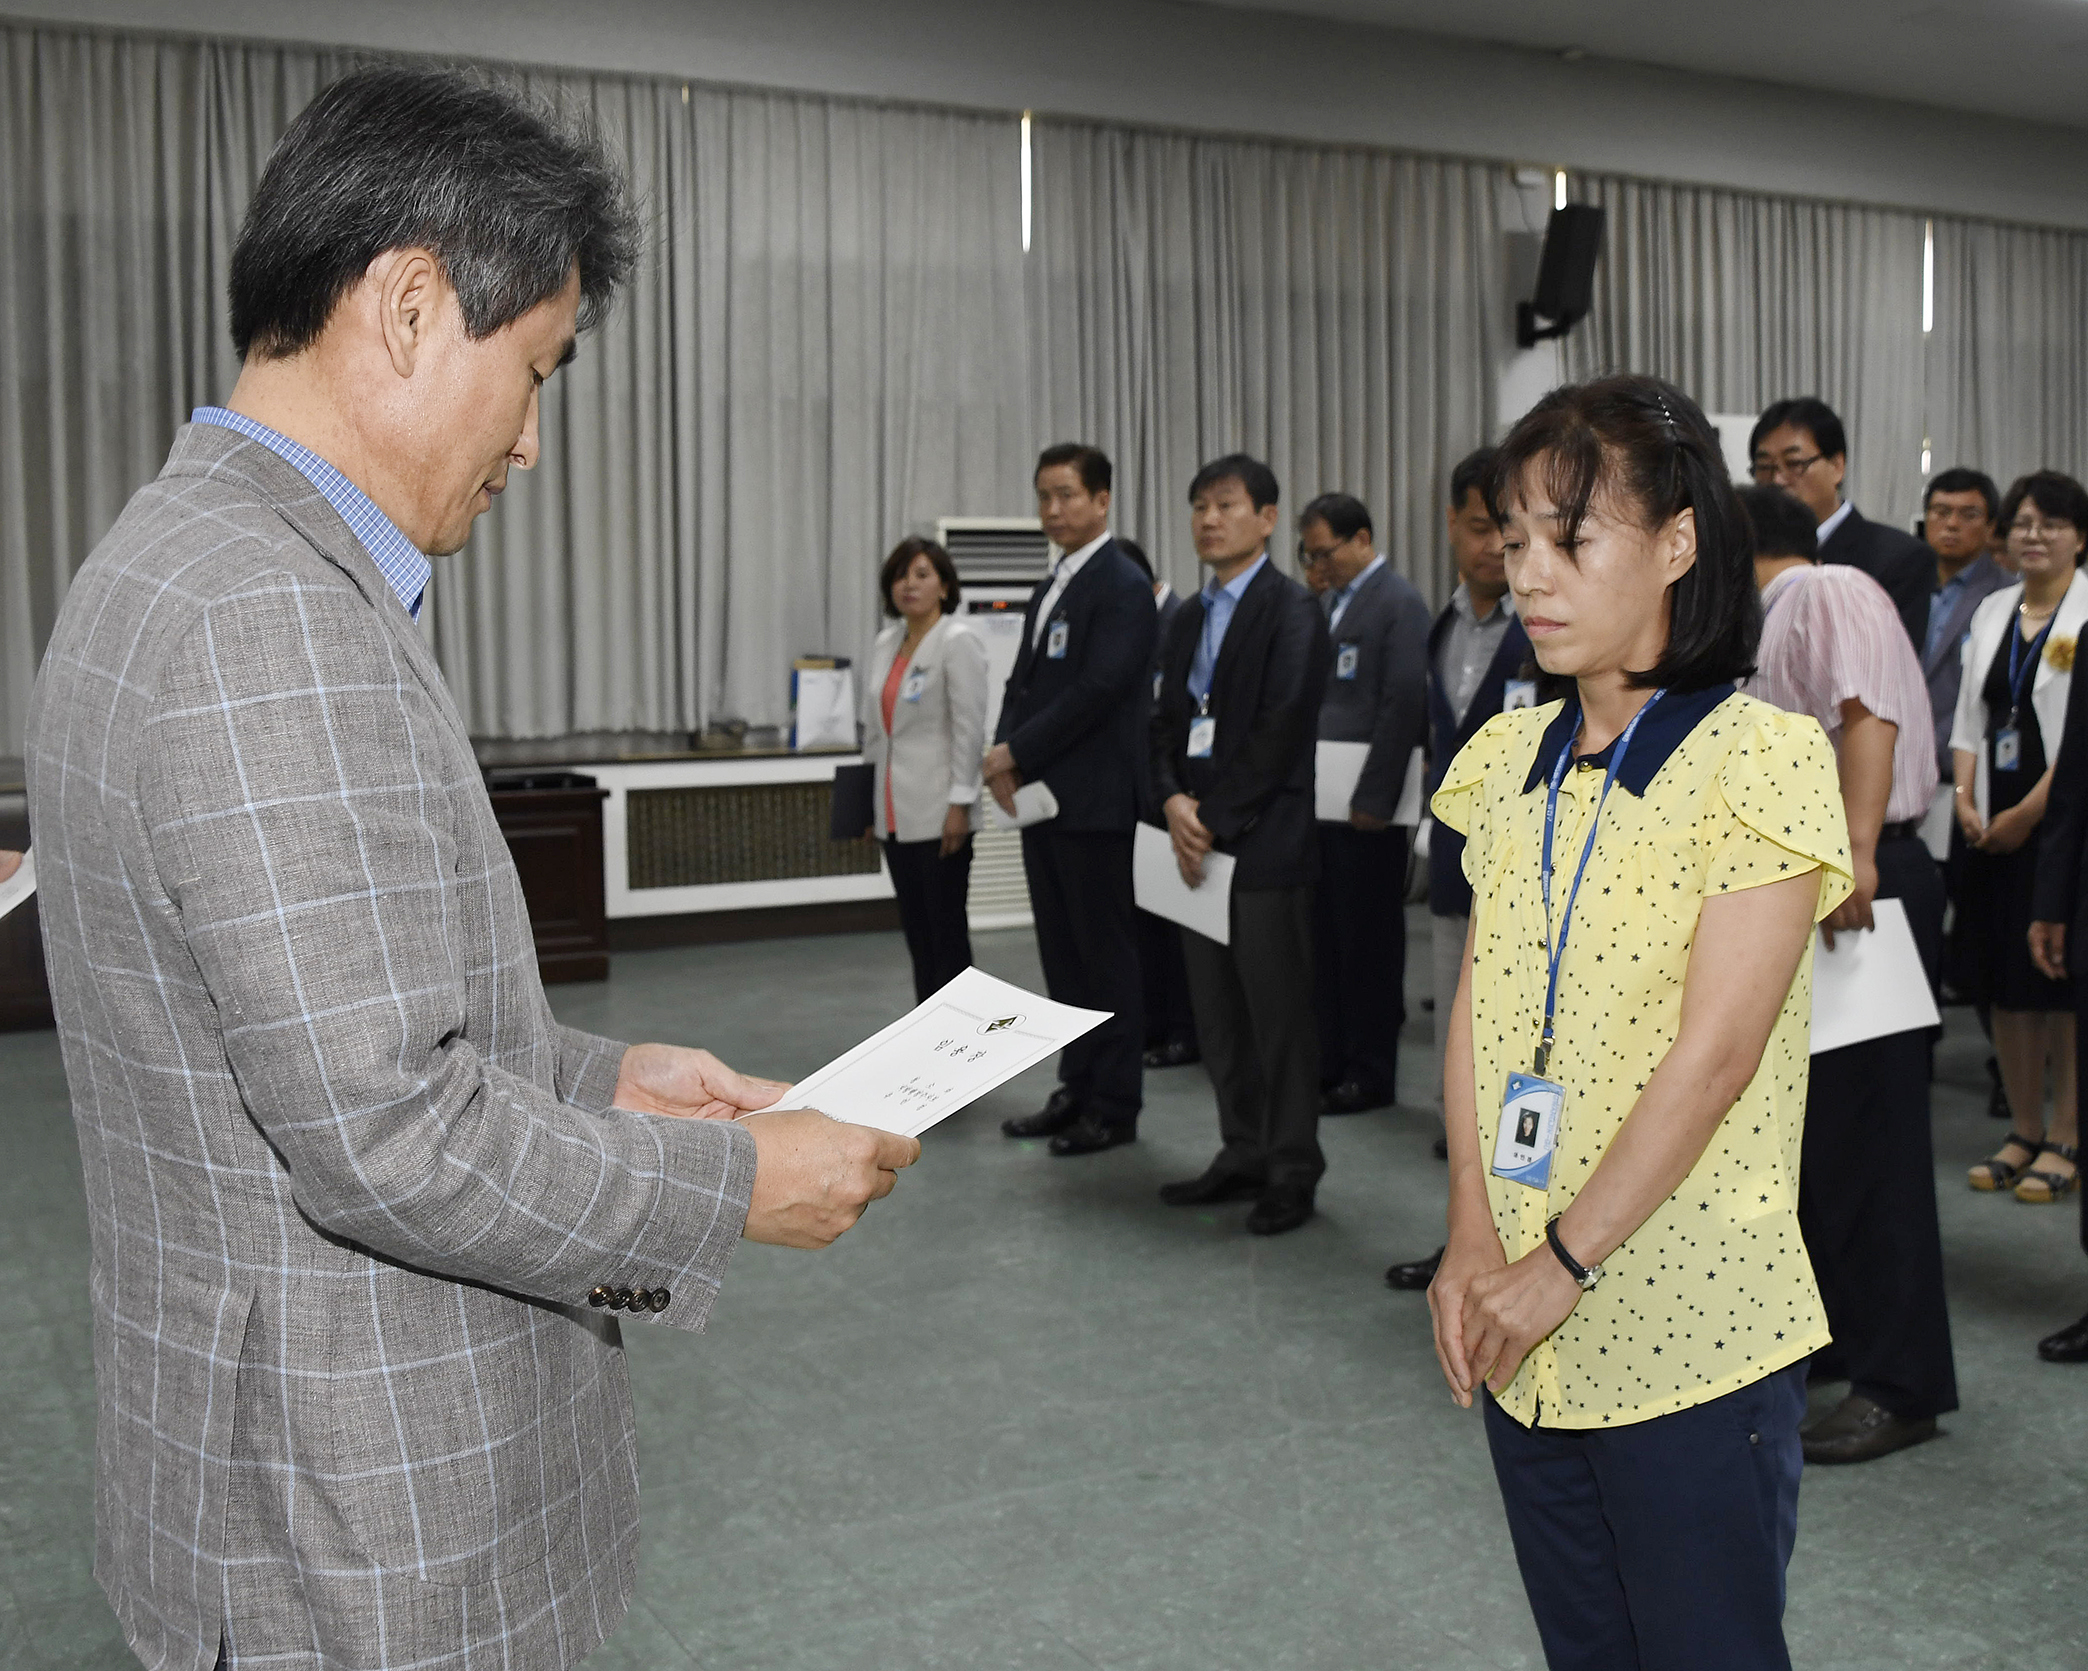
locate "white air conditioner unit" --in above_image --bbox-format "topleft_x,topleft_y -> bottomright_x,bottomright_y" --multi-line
937,517 -> 1048,932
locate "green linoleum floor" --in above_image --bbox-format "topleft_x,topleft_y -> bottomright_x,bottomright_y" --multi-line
4,911 -> 2085,1668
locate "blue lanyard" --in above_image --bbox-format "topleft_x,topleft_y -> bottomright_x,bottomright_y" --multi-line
1535,690 -> 1664,1076
2006,611 -> 2055,723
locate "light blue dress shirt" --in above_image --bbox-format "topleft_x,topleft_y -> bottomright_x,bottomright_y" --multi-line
1187,551 -> 1269,703
1327,552 -> 1386,633
191,406 -> 433,619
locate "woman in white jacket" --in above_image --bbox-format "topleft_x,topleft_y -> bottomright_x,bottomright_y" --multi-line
862,537 -> 990,1002
1951,472 -> 2088,1202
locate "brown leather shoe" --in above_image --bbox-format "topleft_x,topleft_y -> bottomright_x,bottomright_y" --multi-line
1800,1393 -> 1937,1464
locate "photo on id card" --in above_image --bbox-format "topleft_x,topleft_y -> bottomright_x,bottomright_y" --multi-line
1492,1071 -> 1564,1189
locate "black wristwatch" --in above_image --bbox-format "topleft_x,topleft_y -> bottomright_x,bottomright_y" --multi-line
1546,1216 -> 1603,1291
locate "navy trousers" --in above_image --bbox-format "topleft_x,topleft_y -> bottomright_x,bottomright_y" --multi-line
1484,1363 -> 1806,1671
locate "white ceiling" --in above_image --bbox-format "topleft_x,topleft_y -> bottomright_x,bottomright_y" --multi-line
1189,0 -> 2088,128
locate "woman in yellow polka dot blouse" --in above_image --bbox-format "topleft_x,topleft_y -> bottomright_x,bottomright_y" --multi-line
1427,376 -> 1852,1671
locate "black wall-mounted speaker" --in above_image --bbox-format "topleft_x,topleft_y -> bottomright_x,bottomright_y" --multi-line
1517,204 -> 1605,348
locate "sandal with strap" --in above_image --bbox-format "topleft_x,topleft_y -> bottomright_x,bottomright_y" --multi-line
1971,1132 -> 2044,1192
2014,1141 -> 2082,1204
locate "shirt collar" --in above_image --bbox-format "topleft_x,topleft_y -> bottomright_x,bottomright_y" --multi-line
1761,564 -> 1811,613
1451,582 -> 1513,626
1153,581 -> 1174,609
1333,552 -> 1386,604
1816,498 -> 1857,546
1520,683 -> 1738,797
191,406 -> 432,619
1055,531 -> 1111,576
1202,550 -> 1268,605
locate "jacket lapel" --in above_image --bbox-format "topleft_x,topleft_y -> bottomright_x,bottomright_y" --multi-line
167,424 -> 473,753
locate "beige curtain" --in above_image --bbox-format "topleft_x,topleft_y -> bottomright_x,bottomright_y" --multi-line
1027,122 -> 1504,606
1561,170 -> 1930,523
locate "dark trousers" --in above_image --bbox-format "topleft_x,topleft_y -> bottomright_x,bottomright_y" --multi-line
1485,1364 -> 1806,1671
1137,907 -> 1199,1049
1021,827 -> 1143,1123
1798,834 -> 1958,1416
1312,821 -> 1408,1095
1180,885 -> 1324,1188
884,835 -> 975,1004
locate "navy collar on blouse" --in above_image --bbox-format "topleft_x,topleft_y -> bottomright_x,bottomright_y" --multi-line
1520,682 -> 1738,797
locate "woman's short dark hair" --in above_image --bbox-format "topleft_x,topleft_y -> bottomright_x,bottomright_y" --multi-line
1489,374 -> 1760,696
230,66 -> 638,359
879,536 -> 961,617
2000,471 -> 2088,565
1299,493 -> 1372,542
1737,485 -> 1819,562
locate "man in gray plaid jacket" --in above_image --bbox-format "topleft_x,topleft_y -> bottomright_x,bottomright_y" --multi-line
26,68 -> 917,1670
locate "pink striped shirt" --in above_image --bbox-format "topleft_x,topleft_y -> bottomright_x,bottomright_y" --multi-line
1741,563 -> 1938,824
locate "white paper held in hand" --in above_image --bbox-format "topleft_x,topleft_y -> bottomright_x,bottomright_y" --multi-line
1131,821 -> 1232,945
1809,898 -> 1941,1055
770,966 -> 1108,1138
1314,743 -> 1424,825
0,848 -> 34,923
985,780 -> 1060,830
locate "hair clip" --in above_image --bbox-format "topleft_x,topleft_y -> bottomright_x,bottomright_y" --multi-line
1653,392 -> 1679,438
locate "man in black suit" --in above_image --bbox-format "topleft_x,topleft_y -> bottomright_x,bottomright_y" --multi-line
988,444 -> 1158,1156
1749,396 -> 1930,648
1299,492 -> 1429,1116
1151,454 -> 1331,1235
1121,538 -> 1200,1070
1386,446 -> 1531,1292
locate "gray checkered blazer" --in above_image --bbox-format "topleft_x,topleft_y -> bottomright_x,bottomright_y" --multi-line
27,424 -> 757,1670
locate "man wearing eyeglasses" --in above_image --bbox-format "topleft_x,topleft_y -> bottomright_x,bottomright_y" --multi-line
1298,493 -> 1429,1117
1749,396 -> 1931,650
1921,468 -> 2011,778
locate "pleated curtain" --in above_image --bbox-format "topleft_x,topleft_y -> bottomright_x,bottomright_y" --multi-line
7,17 -> 2087,749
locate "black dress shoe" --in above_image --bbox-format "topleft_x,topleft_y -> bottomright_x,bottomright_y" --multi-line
1432,1133 -> 1449,1160
1158,1162 -> 1266,1206
1143,1039 -> 1202,1069
1323,1079 -> 1394,1116
1246,1184 -> 1315,1236
1385,1247 -> 1443,1290
1047,1114 -> 1137,1156
1800,1393 -> 1937,1464
2036,1310 -> 2088,1363
1002,1087 -> 1082,1139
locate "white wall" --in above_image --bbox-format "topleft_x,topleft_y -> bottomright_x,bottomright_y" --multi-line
14,0 -> 2088,231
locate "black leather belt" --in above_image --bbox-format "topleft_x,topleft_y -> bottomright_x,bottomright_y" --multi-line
1879,819 -> 1922,844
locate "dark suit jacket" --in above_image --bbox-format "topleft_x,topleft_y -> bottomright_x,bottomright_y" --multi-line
2033,656 -> 2088,970
1425,601 -> 1532,917
1820,504 -> 1932,651
1922,553 -> 2010,776
1150,560 -> 1330,890
1135,586 -> 1186,823
1315,560 -> 1430,823
995,539 -> 1158,833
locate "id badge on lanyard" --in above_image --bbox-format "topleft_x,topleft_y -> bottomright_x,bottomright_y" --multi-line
1491,691 -> 1664,1189
1998,615 -> 2053,775
1187,696 -> 1216,759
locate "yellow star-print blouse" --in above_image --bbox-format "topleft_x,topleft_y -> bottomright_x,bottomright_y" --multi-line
1431,689 -> 1853,1430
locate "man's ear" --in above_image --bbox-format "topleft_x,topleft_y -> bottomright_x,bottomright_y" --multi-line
1827,453 -> 1848,496
374,248 -> 443,379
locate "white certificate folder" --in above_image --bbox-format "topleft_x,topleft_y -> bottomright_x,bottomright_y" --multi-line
1314,743 -> 1424,825
1809,899 -> 1941,1055
774,967 -> 1108,1138
1132,821 -> 1234,945
0,849 -> 33,923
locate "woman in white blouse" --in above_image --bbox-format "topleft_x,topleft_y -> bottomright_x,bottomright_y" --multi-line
862,537 -> 990,1002
1951,472 -> 2088,1202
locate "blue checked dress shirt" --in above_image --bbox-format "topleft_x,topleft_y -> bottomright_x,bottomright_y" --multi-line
1187,551 -> 1269,703
191,406 -> 432,618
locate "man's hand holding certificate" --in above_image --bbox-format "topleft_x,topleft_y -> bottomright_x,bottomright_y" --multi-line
773,967 -> 1110,1139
